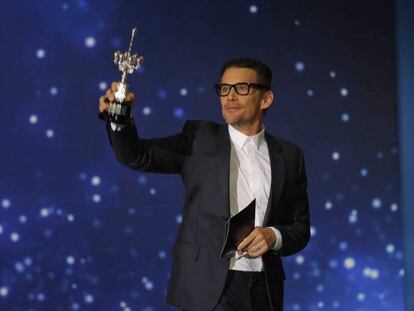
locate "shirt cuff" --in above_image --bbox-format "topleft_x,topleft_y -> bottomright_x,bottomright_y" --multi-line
110,122 -> 126,132
268,227 -> 283,251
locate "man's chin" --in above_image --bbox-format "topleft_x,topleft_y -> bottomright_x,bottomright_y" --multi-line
225,119 -> 244,128
223,117 -> 237,126
222,112 -> 240,125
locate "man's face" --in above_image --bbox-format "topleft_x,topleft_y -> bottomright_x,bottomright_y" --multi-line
220,67 -> 272,128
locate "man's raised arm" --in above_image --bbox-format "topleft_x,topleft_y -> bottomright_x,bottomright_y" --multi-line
100,82 -> 193,174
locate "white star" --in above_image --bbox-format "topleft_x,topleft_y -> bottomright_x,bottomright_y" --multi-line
92,194 -> 101,203
249,5 -> 258,14
340,88 -> 349,97
0,287 -> 9,297
66,256 -> 75,265
99,81 -> 107,91
91,176 -> 101,186
85,36 -> 96,48
180,88 -> 188,96
46,129 -> 54,138
344,257 -> 355,269
332,152 -> 340,161
10,232 -> 20,242
295,62 -> 305,72
29,114 -> 38,124
142,107 -> 151,116
1,198 -> 10,209
36,49 -> 46,59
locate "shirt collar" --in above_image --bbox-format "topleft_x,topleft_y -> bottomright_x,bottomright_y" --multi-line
228,124 -> 266,150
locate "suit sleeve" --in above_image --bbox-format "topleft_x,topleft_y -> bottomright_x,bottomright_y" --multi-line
106,121 -> 196,174
274,149 -> 311,256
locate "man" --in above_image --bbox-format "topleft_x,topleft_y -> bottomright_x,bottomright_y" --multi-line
99,58 -> 310,311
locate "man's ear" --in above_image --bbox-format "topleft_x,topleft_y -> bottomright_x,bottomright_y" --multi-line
261,90 -> 274,110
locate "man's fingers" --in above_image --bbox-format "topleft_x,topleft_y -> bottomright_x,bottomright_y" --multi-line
245,235 -> 262,253
237,229 -> 257,253
125,92 -> 135,103
99,96 -> 109,112
99,95 -> 106,105
99,102 -> 109,113
111,81 -> 118,92
106,85 -> 134,103
237,227 -> 276,257
247,240 -> 268,257
105,89 -> 115,102
100,83 -> 135,112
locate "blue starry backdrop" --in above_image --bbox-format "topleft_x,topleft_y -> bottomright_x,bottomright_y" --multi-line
0,0 -> 403,310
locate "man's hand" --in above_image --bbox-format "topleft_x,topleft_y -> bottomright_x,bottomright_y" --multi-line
237,227 -> 276,258
99,81 -> 136,113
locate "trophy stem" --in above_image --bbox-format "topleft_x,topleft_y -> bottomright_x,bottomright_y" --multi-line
121,72 -> 127,84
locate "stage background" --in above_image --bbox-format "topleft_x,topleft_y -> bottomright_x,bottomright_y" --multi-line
396,0 -> 414,310
0,0 -> 406,310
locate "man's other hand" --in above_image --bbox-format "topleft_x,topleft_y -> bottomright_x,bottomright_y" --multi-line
99,81 -> 135,113
237,227 -> 276,258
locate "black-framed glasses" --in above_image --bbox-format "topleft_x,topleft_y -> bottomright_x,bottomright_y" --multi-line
213,82 -> 269,96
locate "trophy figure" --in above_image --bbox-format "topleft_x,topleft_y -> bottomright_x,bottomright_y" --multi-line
98,27 -> 144,125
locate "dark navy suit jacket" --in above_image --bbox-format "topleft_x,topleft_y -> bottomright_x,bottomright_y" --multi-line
107,120 -> 310,311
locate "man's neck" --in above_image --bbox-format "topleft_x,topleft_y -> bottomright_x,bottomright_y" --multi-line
230,121 -> 263,136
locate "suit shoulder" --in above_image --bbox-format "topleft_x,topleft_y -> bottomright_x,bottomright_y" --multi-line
269,134 -> 304,155
182,120 -> 222,133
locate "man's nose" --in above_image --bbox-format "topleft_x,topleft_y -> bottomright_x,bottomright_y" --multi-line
228,87 -> 238,100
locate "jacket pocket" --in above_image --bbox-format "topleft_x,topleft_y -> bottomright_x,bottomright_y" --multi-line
172,242 -> 199,261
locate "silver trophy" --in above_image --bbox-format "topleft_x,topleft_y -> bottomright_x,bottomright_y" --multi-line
98,27 -> 144,125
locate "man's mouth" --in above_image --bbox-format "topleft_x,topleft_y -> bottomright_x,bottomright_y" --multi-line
225,105 -> 241,112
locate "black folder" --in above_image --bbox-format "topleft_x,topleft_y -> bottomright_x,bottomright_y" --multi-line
220,199 -> 256,259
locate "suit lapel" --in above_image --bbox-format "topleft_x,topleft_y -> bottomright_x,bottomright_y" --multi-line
214,124 -> 231,219
263,132 -> 285,226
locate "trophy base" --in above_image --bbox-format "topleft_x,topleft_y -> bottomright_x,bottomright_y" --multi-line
98,100 -> 133,125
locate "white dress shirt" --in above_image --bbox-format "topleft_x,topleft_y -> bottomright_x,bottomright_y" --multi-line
227,124 -> 282,272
